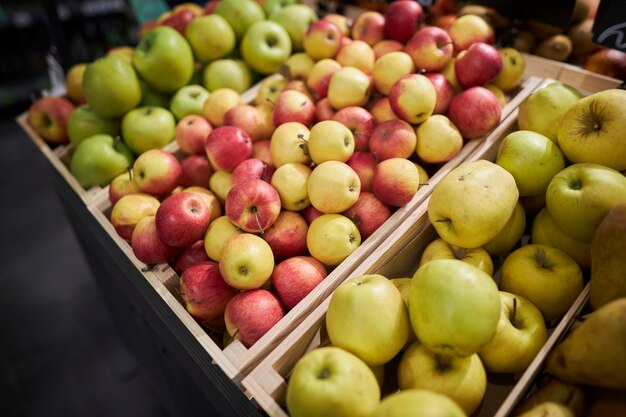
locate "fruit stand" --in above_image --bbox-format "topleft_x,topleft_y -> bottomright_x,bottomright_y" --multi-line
15,0 -> 626,416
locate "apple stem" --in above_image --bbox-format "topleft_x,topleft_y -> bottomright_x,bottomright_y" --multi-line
435,353 -> 453,372
419,182 -> 429,186
536,248 -> 549,269
126,166 -> 133,182
297,134 -> 309,156
261,163 -> 267,180
266,98 -> 276,106
254,211 -> 264,235
511,297 -> 518,323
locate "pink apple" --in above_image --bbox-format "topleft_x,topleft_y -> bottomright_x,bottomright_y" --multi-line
224,289 -> 284,348
223,104 -> 268,142
347,151 -> 378,192
109,171 -> 141,205
388,73 -> 437,125
372,158 -> 420,207
314,98 -> 336,122
179,262 -> 238,326
306,59 -> 342,101
369,119 -> 417,160
133,149 -> 182,196
302,205 -> 324,224
225,179 -> 281,233
405,26 -> 453,72
424,72 -> 455,115
351,11 -> 385,46
180,154 -> 213,187
231,158 -> 275,187
342,191 -> 393,240
332,106 -> 375,152
28,96 -> 76,144
110,193 -> 161,241
303,20 -> 343,61
384,0 -> 424,43
447,86 -> 502,139
176,114 -> 213,155
183,186 -> 222,223
272,90 -> 315,127
252,139 -> 273,167
449,14 -> 495,52
262,210 -> 308,261
160,8 -> 194,34
174,240 -> 211,274
373,39 -> 404,59
272,256 -> 327,310
368,96 -> 399,123
155,191 -> 211,247
131,216 -> 179,265
204,126 -> 253,172
321,13 -> 349,36
455,42 -> 504,88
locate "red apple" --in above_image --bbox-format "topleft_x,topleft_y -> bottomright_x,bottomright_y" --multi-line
368,96 -> 399,123
252,139 -> 273,167
28,96 -> 76,144
224,104 -> 270,142
109,170 -> 141,205
583,48 -> 626,80
342,191 -> 393,240
110,193 -> 161,241
160,8 -> 194,34
272,90 -> 315,127
351,11 -> 385,46
332,106 -> 375,152
225,179 -> 281,233
447,86 -> 501,139
262,210 -> 308,261
204,1 -> 219,14
272,256 -> 327,310
140,20 -> 158,37
174,240 -> 212,274
372,158 -> 420,207
347,151 -> 378,193
306,58 -> 342,101
180,155 -> 213,187
405,26 -> 453,72
424,72 -> 455,115
176,114 -> 213,155
384,0 -> 424,43
302,205 -> 323,224
431,14 -> 457,32
205,126 -> 253,172
131,216 -> 179,265
369,119 -> 417,161
224,289 -> 284,348
133,149 -> 182,197
314,98 -> 336,122
155,192 -> 211,247
183,186 -> 222,223
231,158 -> 275,187
455,42 -> 503,88
373,39 -> 405,59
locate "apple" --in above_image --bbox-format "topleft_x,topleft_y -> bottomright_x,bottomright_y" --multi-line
584,48 -> 626,80
174,240 -> 211,274
203,59 -> 252,93
224,288 -> 284,347
332,106 -> 375,153
65,63 -> 86,104
241,21 -> 292,75
486,83 -> 507,108
138,77 -> 171,109
431,14 -> 457,32
389,74 -> 436,125
455,42 -> 504,89
346,152 -> 377,192
282,79 -> 314,100
409,259 -> 501,357
184,186 -> 222,221
185,14 -> 235,63
368,96 -> 398,124
214,0 -> 264,41
303,19 -> 343,61
327,67 -> 371,110
225,179 -> 281,233
180,261 -> 238,327
70,134 -> 134,188
281,53 -> 316,81
219,233 -> 275,290
106,46 -> 134,64
327,274 -> 410,366
269,122 -> 311,167
176,114 -> 212,155
209,170 -> 232,205
420,238 -> 494,276
306,58 -> 342,100
271,163 -> 311,212
109,171 -> 141,205
28,96 -> 76,144
308,161 -> 360,214
321,13 -> 349,36
252,140 -> 273,167
478,291 -> 549,374
83,55 -> 141,117
133,26 -> 194,93
351,11 -> 385,46
369,119 -> 416,161
204,126 -> 253,172
272,90 -> 315,127
131,216 -> 179,265
372,39 -> 404,59
372,51 -> 416,96
262,210 -> 308,260
132,149 -> 182,196
231,158 -> 274,187
372,158 -> 420,207
483,201 -> 526,256
307,214 -> 361,266
492,47 -> 526,92
308,120 -> 355,164
397,341 -> 487,415
155,192 -> 210,247
121,106 -> 176,155
67,105 -> 119,147
301,205 -> 323,224
160,7 -> 195,35
223,104 -> 271,143
254,75 -> 287,106
447,86 -> 502,139
203,215 -> 243,262
405,26 -> 453,72
272,256 -> 326,310
169,85 -> 210,121
179,155 -> 212,187
384,0 -> 424,43
270,4 -> 318,52
342,192 -> 392,240
110,193 -> 160,241
557,89 -> 626,171
202,88 -> 242,127
422,73 -> 454,116
415,114 -> 463,164
335,40 -> 376,74
314,98 -> 336,122
448,14 -> 495,52
441,58 -> 462,93
374,389 -> 466,417
500,244 -> 584,321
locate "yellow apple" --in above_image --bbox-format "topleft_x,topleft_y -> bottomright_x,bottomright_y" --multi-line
335,40 -> 376,74
202,88 -> 241,127
271,163 -> 312,211
492,47 -> 526,92
203,215 -> 243,261
415,114 -> 463,164
308,120 -> 355,164
372,51 -> 416,96
327,67 -> 371,110
483,201 -> 526,256
308,161 -> 361,214
420,238 -> 493,276
208,170 -> 232,205
269,122 -> 311,167
306,214 -> 361,266
373,390 -> 466,417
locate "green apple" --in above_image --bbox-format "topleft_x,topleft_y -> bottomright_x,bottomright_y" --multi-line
67,105 -> 120,147
500,244 -> 584,321
133,26 -> 194,93
409,259 -> 501,357
219,233 -> 274,289
517,82 -> 583,143
415,114 -> 464,164
306,214 -> 361,266
326,274 -> 410,366
70,134 -> 134,188
398,341 -> 487,415
496,130 -> 565,196
531,207 -> 591,268
270,4 -> 318,52
308,120 -> 355,165
546,163 -> 626,242
286,346 -> 380,417
428,160 -> 519,248
203,215 -> 243,262
308,161 -> 360,214
327,67 -> 371,110
214,0 -> 265,41
492,47 -> 526,92
185,14 -> 235,63
557,89 -> 626,171
241,21 -> 292,75
138,77 -> 171,108
271,163 -> 312,211
121,106 -> 176,155
203,59 -> 252,93
269,122 -> 311,167
169,84 -> 209,120
478,291 -> 548,374
82,55 -> 141,118
419,238 -> 494,276
483,201 -> 526,256
373,389 -> 466,417
390,278 -> 412,306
